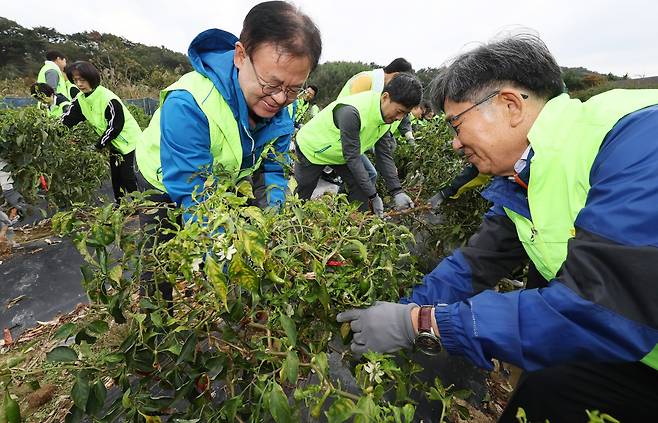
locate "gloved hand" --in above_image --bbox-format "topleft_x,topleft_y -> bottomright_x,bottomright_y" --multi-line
2,189 -> 27,214
428,190 -> 446,210
393,192 -> 415,211
337,301 -> 418,355
404,130 -> 416,147
368,194 -> 384,217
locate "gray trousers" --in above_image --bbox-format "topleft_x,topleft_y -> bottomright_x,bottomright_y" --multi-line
294,149 -> 370,212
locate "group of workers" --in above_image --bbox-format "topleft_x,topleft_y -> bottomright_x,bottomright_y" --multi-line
7,1 -> 658,421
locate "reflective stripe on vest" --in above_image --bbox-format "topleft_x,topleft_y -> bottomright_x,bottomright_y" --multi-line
77,86 -> 141,155
37,61 -> 70,100
503,90 -> 658,371
296,91 -> 390,165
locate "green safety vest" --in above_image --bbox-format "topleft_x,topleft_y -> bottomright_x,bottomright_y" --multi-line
37,61 -> 70,100
77,86 -> 141,155
503,90 -> 658,371
296,91 -> 390,165
136,71 -> 285,193
337,68 -> 385,99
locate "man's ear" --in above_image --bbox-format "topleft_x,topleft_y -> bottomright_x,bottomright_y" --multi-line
500,90 -> 525,128
234,41 -> 246,69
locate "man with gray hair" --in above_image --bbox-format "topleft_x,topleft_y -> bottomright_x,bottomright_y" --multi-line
337,33 -> 658,421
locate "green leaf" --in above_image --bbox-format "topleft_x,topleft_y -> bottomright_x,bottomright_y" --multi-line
86,320 -> 109,336
71,372 -> 90,411
46,346 -> 78,363
282,350 -> 299,384
53,323 -> 77,341
238,225 -> 266,268
176,332 -> 197,365
268,382 -> 293,423
86,380 -> 107,416
205,255 -> 228,310
325,397 -> 355,423
103,353 -> 125,364
279,314 -> 297,347
108,265 -> 122,283
354,396 -> 377,423
228,253 -> 259,292
313,352 -> 328,379
220,396 -> 242,421
236,179 -> 254,198
64,403 -> 84,423
401,403 -> 415,422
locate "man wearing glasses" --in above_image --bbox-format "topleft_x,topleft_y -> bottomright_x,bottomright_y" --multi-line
134,1 -> 321,303
338,33 -> 658,421
136,1 -> 321,221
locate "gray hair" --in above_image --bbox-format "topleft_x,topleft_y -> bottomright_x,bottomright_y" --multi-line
430,33 -> 564,113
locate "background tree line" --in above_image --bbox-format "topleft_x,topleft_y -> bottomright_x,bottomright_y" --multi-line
2,16 -> 657,102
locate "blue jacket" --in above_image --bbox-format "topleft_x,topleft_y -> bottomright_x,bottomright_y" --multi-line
403,105 -> 658,371
159,29 -> 293,216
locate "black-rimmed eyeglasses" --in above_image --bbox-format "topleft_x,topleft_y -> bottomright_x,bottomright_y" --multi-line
246,57 -> 304,100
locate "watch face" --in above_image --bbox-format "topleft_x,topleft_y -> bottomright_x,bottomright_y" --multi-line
415,333 -> 442,356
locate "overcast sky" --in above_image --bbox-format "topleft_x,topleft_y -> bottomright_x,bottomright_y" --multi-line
3,0 -> 657,77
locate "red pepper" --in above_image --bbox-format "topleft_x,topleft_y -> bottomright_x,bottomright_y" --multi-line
327,260 -> 346,267
39,175 -> 49,191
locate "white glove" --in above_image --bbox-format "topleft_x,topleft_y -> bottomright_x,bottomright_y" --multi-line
393,192 -> 414,211
404,131 -> 416,146
368,195 -> 384,217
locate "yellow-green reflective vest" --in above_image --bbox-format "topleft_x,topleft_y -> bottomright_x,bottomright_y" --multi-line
136,71 -> 286,193
77,86 -> 141,155
337,68 -> 385,99
503,90 -> 658,371
37,61 -> 70,100
296,91 -> 390,165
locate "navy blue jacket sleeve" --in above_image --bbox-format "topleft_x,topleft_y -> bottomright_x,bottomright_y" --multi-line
160,91 -> 212,223
433,106 -> 658,371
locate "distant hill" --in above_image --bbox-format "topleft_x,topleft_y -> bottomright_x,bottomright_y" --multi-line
0,17 -> 191,97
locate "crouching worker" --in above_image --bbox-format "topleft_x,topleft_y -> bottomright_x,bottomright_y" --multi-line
62,61 -> 140,203
294,73 -> 421,215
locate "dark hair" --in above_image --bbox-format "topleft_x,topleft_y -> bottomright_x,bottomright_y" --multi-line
46,50 -> 65,61
240,1 -> 322,71
383,73 -> 422,109
430,33 -> 563,112
307,84 -> 319,95
65,61 -> 101,89
30,82 -> 54,98
383,57 -> 413,74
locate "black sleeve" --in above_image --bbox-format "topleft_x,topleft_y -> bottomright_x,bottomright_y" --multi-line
60,97 -> 86,127
69,85 -> 80,98
373,132 -> 403,195
398,114 -> 412,135
97,99 -> 125,149
460,212 -> 530,293
441,164 -> 481,198
54,94 -> 69,105
334,105 -> 378,198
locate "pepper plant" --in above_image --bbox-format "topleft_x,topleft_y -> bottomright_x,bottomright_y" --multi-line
0,107 -> 108,209
36,169 -> 464,422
